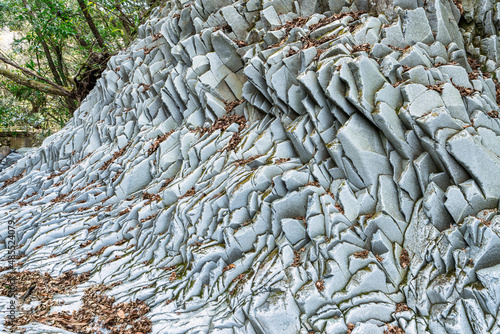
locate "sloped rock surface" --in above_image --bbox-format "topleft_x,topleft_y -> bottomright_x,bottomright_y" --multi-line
0,151 -> 23,172
1,0 -> 500,333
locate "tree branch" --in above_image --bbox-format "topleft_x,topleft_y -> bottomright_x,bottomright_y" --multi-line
76,0 -> 107,50
0,54 -> 71,97
0,68 -> 74,98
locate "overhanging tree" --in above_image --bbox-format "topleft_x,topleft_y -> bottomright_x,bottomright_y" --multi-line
0,0 -> 157,130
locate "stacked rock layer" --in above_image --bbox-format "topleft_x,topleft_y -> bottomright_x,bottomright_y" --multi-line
1,0 -> 500,333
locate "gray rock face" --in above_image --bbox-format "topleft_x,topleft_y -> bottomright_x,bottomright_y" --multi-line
0,148 -> 23,172
1,0 -> 500,333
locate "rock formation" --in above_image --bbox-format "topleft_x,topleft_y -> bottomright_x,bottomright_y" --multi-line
1,0 -> 500,333
0,147 -> 22,172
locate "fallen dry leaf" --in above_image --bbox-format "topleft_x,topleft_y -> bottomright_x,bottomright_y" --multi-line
117,310 -> 125,319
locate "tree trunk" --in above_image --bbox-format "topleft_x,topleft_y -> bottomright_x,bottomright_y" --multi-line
54,45 -> 68,86
21,0 -> 65,87
65,96 -> 78,113
113,2 -> 135,38
76,0 -> 107,50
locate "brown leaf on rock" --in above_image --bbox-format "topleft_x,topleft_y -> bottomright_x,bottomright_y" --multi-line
163,265 -> 177,271
272,17 -> 308,34
301,34 -> 337,49
1,270 -> 91,331
117,310 -> 126,319
194,115 -> 247,136
266,39 -> 286,49
112,171 -> 123,182
232,39 -> 248,47
452,0 -> 464,14
351,43 -> 371,53
395,303 -> 410,313
159,178 -> 174,192
309,11 -> 366,31
213,24 -> 231,33
313,48 -> 325,61
225,99 -> 244,113
388,45 -> 403,51
494,79 -> 500,105
114,240 -> 127,246
287,48 -> 298,57
179,187 -> 195,199
392,80 -> 404,87
88,224 -> 101,233
223,264 -> 235,272
152,33 -> 163,41
222,132 -> 241,152
142,192 -> 161,205
275,157 -> 290,164
234,155 -> 263,166
118,208 -> 131,216
148,130 -> 174,156
353,250 -> 369,259
452,83 -> 475,97
468,57 -> 481,71
80,240 -> 92,248
33,244 -> 44,251
0,172 -> 25,191
388,45 -> 411,52
427,84 -> 443,93
400,249 -> 410,268
334,202 -> 344,214
304,181 -> 320,187
468,71 -> 480,80
140,214 -> 158,223
47,171 -> 64,180
384,324 -> 406,334
291,248 -> 305,267
51,193 -> 69,203
232,273 -> 246,282
100,143 -> 131,171
487,110 -> 499,118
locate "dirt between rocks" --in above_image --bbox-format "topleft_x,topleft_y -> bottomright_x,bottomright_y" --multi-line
148,130 -> 174,156
193,114 -> 247,137
1,270 -> 151,334
0,172 -> 24,191
100,142 -> 131,170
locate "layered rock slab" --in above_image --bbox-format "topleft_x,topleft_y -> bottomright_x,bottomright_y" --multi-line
1,0 -> 500,333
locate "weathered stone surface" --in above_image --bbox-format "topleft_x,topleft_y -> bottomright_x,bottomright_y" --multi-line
1,1 -> 500,333
447,130 -> 500,199
0,148 -> 23,172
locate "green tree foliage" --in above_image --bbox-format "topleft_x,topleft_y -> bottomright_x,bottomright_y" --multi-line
0,0 -> 157,131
